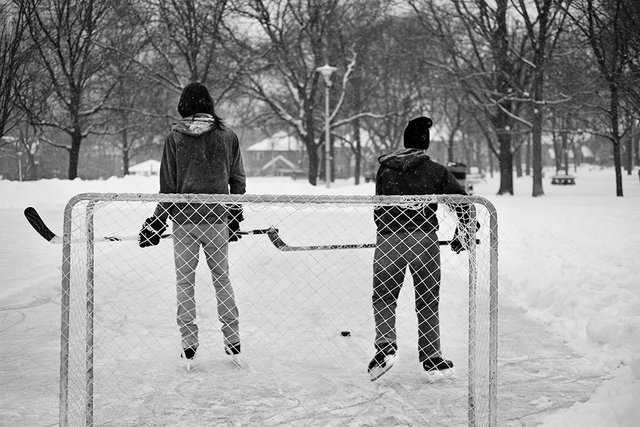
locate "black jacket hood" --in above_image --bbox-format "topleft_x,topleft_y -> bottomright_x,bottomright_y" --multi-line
378,148 -> 431,171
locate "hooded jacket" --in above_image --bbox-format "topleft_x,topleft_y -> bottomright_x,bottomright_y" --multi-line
154,114 -> 246,225
374,148 -> 467,234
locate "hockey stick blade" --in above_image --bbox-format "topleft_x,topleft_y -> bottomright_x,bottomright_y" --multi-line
24,207 -> 59,243
24,207 -> 273,244
266,229 -> 480,252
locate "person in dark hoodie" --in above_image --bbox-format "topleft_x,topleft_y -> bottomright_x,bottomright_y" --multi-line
367,116 -> 474,381
138,82 -> 246,366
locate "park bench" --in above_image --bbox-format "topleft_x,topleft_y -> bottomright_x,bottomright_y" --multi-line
551,174 -> 576,185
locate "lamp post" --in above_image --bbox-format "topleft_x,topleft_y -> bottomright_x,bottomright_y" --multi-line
316,63 -> 337,188
16,150 -> 23,182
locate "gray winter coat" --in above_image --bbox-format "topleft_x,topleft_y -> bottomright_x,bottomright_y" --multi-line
154,114 -> 246,224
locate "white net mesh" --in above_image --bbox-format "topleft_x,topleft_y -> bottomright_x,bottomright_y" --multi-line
58,193 -> 497,426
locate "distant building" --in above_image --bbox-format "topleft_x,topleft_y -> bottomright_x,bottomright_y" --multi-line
244,128 -> 378,180
129,159 -> 161,176
245,131 -> 306,176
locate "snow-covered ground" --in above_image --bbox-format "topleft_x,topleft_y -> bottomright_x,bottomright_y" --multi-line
0,165 -> 639,426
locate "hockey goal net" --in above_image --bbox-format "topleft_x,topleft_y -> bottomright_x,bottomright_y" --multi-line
57,193 -> 497,426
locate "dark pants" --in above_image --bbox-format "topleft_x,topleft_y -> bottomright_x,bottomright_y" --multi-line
372,230 -> 441,362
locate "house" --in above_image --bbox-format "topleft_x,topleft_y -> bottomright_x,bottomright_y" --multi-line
245,131 -> 306,176
129,159 -> 161,176
245,128 -> 379,180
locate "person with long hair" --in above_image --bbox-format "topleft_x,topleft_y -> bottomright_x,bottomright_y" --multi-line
139,82 -> 246,366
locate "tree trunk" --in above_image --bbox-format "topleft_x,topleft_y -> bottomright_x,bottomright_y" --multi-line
489,148 -> 494,178
525,133 -> 531,176
68,129 -> 82,179
474,137 -> 483,173
531,93 -> 544,196
633,118 -> 638,168
515,144 -> 523,177
626,112 -> 633,175
353,119 -> 361,185
634,119 -> 639,167
497,132 -> 514,195
121,130 -> 130,176
494,0 -> 514,195
122,149 -> 130,176
307,136 -> 319,186
609,83 -> 623,196
553,136 -> 562,173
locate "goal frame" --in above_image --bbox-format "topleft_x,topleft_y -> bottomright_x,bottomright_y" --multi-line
58,192 -> 498,426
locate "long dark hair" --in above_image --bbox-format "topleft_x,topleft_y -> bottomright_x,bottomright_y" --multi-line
177,82 -> 224,126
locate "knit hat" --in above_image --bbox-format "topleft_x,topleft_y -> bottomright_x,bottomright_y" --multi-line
177,82 -> 215,118
403,116 -> 433,149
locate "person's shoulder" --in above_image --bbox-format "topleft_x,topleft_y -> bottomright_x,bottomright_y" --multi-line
213,123 -> 235,136
418,156 -> 446,170
220,127 -> 240,144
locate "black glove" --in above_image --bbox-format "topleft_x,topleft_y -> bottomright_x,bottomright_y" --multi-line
451,221 -> 480,253
451,226 -> 470,253
228,206 -> 244,242
450,233 -> 466,253
138,216 -> 167,248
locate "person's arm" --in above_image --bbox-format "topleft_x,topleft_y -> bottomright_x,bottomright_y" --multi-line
153,135 -> 177,222
441,167 -> 478,252
227,131 -> 246,241
228,132 -> 246,195
140,135 -> 174,248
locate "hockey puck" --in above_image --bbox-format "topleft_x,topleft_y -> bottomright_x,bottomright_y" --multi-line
340,331 -> 351,337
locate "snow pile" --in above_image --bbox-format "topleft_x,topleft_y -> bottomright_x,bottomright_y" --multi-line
472,168 -> 640,427
542,365 -> 640,426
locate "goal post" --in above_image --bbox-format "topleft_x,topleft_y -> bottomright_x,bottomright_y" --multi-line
58,193 -> 498,426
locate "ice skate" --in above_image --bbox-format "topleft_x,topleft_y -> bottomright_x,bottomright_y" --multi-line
225,342 -> 242,367
181,347 -> 197,371
423,357 -> 454,382
368,344 -> 397,381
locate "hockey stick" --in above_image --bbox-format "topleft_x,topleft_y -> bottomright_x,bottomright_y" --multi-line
24,207 -> 273,244
267,231 -> 480,252
26,206 -> 479,250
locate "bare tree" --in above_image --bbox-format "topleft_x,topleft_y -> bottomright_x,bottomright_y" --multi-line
132,0 -> 239,100
515,0 -> 570,196
357,14 -> 425,158
0,1 -> 30,138
231,0 -> 386,185
106,66 -> 171,175
99,4 -> 171,175
408,0 -> 531,195
23,0 -> 132,179
568,0 -> 640,196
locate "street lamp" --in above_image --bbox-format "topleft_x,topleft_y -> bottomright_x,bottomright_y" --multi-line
16,150 -> 23,182
316,63 -> 337,188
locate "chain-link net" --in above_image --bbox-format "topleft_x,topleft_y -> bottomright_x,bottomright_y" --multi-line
58,193 -> 497,426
